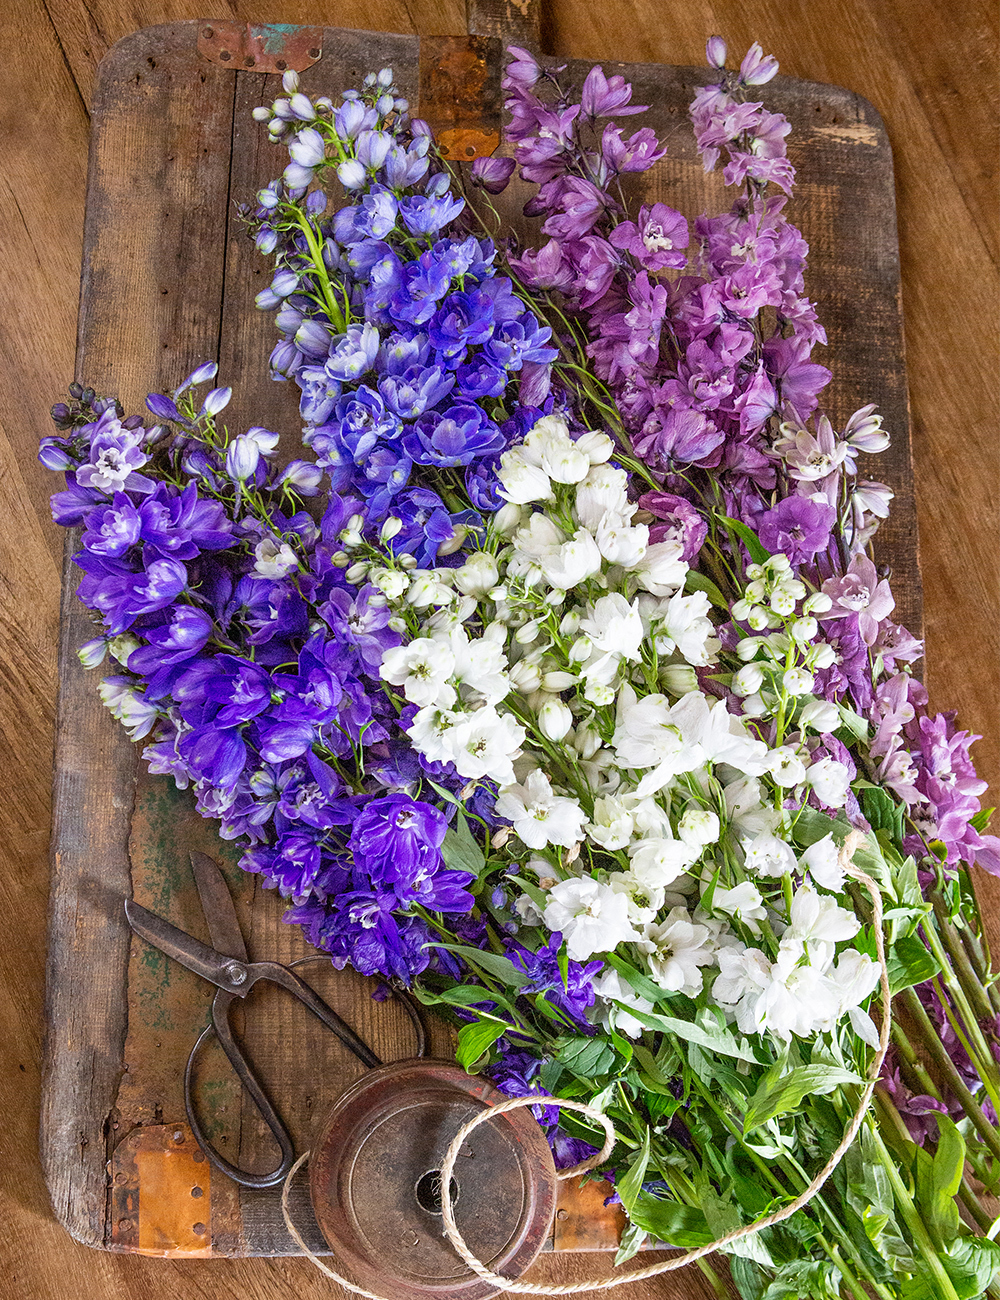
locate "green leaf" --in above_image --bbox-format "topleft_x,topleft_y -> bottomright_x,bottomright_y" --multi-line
614,1221 -> 648,1266
913,1115 -> 964,1248
859,785 -> 905,845
887,933 -> 942,995
556,1035 -> 618,1080
619,1003 -> 759,1062
440,815 -> 486,877
632,1044 -> 680,1096
507,874 -> 548,911
744,1064 -> 863,1132
970,807 -> 996,834
720,515 -> 771,564
615,1124 -> 651,1214
455,1019 -> 506,1070
730,1257 -> 766,1300
432,943 -> 530,989
628,1191 -> 713,1248
685,568 -> 729,610
943,1236 -> 1000,1299
604,951 -> 667,1005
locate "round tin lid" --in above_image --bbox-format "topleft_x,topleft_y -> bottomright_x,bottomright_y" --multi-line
309,1059 -> 557,1300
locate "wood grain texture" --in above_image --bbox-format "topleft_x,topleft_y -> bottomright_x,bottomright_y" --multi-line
2,0 -> 996,1297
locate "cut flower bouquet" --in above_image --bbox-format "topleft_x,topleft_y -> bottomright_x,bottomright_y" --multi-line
41,40 -> 1000,1299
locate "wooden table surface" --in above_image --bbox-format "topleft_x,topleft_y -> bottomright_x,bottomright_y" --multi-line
2,1 -> 995,1297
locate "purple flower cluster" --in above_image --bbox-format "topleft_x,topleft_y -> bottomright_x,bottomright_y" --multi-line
244,69 -> 556,525
42,365 -> 481,986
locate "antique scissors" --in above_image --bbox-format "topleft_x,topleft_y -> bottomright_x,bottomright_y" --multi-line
124,850 -> 426,1189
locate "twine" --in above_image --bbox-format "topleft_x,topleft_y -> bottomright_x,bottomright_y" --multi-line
283,830 -> 890,1296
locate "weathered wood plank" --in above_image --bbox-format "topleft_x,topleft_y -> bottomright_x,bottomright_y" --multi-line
41,23 -> 237,1248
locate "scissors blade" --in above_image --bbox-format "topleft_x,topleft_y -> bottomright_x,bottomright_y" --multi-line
189,851 -> 248,962
124,898 -> 250,995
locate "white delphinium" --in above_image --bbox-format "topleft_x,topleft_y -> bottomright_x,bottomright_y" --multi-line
629,836 -> 700,888
452,551 -> 500,596
628,541 -> 688,597
590,968 -> 654,1039
800,834 -> 846,891
496,448 -> 553,504
783,884 -> 860,970
766,744 -> 808,787
595,510 -> 649,566
806,756 -> 852,808
724,775 -> 780,837
678,808 -> 720,849
741,831 -> 798,877
99,678 -> 161,740
586,794 -> 635,850
573,462 -> 631,530
644,589 -> 719,665
380,637 -> 456,707
449,707 -> 526,785
578,594 -> 644,683
542,876 -> 640,961
608,870 -> 666,927
709,881 -> 767,931
639,907 -> 715,995
495,769 -> 587,849
444,626 -> 509,705
520,414 -> 591,483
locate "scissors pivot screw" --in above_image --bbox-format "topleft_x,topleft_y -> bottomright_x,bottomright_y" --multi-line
225,961 -> 248,985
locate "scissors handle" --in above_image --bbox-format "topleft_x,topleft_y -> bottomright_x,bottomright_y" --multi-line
250,961 -> 383,1069
184,1002 -> 295,1190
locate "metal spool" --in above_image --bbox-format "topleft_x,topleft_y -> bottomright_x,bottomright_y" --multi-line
309,1060 -> 558,1300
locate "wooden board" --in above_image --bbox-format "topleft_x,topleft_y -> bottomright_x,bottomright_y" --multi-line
41,7 -> 919,1262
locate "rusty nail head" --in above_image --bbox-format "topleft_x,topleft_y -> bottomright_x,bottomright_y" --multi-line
244,56 -> 255,67
193,1150 -> 206,1163
276,59 -> 287,70
173,1130 -> 184,1143
114,1172 -> 127,1185
193,1222 -> 207,1235
118,1219 -> 133,1231
309,46 -> 321,57
219,50 -> 231,61
556,1208 -> 569,1221
191,1186 -> 204,1198
202,25 -> 213,37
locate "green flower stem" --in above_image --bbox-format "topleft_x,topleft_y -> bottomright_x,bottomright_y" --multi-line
930,973 -> 1000,1113
293,212 -> 346,333
931,893 -> 999,1024
958,925 -> 1000,1016
891,1023 -> 946,1102
871,1126 -> 964,1300
921,916 -> 1000,1095
900,987 -> 1000,1162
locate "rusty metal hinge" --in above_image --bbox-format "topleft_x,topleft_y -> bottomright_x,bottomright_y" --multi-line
198,21 -> 323,73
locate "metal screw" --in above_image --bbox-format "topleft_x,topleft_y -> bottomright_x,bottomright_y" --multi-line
192,1150 -> 206,1163
244,56 -> 255,67
400,1229 -> 419,1248
225,962 -> 248,985
118,1218 -> 133,1232
191,1186 -> 204,1198
556,1208 -> 569,1221
173,1130 -> 185,1143
202,26 -> 213,37
275,59 -> 287,70
219,50 -> 231,61
193,1222 -> 207,1235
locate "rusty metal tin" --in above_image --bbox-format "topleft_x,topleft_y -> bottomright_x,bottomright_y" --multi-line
309,1059 -> 557,1300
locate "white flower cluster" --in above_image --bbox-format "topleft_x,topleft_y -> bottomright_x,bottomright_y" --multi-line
355,415 -> 879,1049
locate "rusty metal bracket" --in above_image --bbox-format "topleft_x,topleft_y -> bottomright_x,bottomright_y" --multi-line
418,35 -> 503,161
198,22 -> 323,73
109,1122 -> 213,1256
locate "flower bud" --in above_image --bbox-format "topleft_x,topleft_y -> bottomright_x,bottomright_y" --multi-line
380,516 -> 403,542
331,551 -> 350,568
789,616 -> 817,644
783,667 -> 814,696
510,660 -> 542,693
803,591 -> 833,615
399,553 -> 418,570
515,620 -> 541,645
542,671 -> 578,692
747,605 -> 769,631
706,35 -> 727,67
387,615 -> 407,633
337,158 -> 367,188
345,561 -> 370,584
538,699 -> 573,742
732,663 -> 764,697
225,434 -> 261,482
482,621 -> 507,645
279,460 -> 323,495
810,642 -> 837,669
559,610 -> 581,638
77,638 -> 108,669
741,693 -> 768,717
437,525 -> 468,557
679,809 -> 720,848
453,551 -> 499,597
736,637 -> 765,662
281,69 -> 300,94
574,430 -> 616,464
573,718 -> 603,760
568,636 -> 592,664
731,599 -> 752,622
492,503 -> 524,536
660,664 -> 698,695
799,698 -> 839,732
